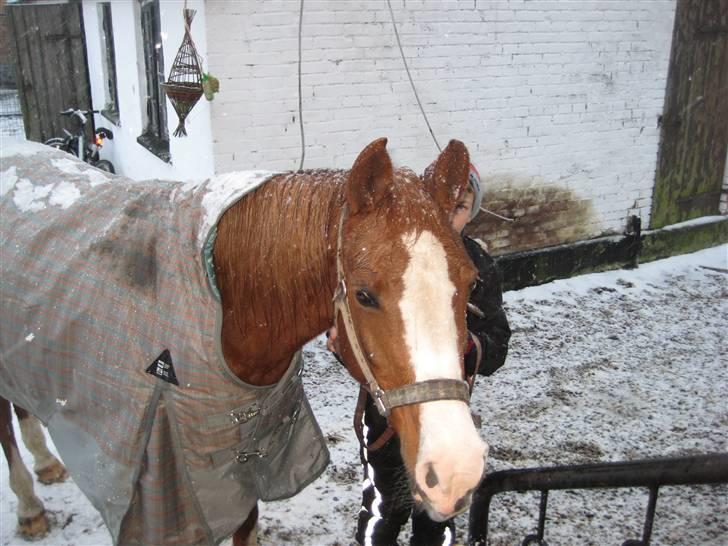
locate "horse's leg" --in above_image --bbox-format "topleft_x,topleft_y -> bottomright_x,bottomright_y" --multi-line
232,504 -> 259,546
13,405 -> 67,484
0,396 -> 49,538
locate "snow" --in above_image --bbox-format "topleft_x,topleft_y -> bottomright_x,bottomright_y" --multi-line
197,170 -> 277,247
50,158 -> 112,188
0,139 -> 48,158
644,215 -> 727,231
11,178 -> 54,212
0,166 -> 18,197
10,177 -> 84,213
47,181 -> 82,210
1,246 -> 726,546
2,141 -> 116,212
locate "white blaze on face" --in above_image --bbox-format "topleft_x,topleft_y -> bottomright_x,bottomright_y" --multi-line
398,230 -> 487,517
398,230 -> 460,382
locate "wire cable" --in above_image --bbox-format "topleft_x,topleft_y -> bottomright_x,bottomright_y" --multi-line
386,0 -> 442,153
297,0 -> 306,171
388,1 -> 515,223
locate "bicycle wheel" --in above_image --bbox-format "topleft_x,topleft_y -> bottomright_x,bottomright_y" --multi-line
44,138 -> 69,152
93,160 -> 115,174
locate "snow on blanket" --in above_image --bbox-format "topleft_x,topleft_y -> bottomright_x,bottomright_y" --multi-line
0,142 -> 329,545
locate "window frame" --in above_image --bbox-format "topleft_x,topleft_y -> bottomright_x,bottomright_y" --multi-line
98,2 -> 120,125
136,0 -> 170,163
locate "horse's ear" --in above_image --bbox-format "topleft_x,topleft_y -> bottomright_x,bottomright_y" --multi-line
346,137 -> 393,214
423,139 -> 470,215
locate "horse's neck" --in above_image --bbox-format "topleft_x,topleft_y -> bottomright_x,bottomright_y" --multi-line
213,171 -> 344,385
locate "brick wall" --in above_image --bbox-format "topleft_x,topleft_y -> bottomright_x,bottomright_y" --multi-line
205,0 -> 677,254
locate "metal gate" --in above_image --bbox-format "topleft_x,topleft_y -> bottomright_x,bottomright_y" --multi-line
468,453 -> 728,546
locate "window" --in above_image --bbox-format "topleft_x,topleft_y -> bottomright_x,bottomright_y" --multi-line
98,3 -> 119,125
137,0 -> 169,162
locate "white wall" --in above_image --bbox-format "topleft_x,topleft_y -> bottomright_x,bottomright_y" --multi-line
82,0 -> 214,181
205,0 -> 678,246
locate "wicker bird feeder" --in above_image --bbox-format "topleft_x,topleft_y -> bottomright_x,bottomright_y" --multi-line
161,8 -> 204,137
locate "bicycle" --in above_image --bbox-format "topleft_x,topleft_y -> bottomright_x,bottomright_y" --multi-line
44,109 -> 115,173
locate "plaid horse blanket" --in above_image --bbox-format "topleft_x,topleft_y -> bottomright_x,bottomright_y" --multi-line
0,142 -> 329,545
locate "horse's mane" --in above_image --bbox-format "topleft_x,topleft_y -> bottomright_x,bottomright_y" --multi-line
213,166 -> 453,368
213,169 -> 346,355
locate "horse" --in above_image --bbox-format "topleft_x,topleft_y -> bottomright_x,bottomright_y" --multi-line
0,398 -> 68,537
0,137 -> 487,545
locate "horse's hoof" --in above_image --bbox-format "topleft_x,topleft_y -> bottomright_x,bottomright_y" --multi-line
18,511 -> 50,539
36,460 -> 68,484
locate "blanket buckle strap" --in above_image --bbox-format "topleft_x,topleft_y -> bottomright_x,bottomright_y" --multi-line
230,407 -> 260,424
235,449 -> 267,464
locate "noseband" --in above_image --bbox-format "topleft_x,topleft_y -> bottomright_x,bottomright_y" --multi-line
332,207 -> 471,417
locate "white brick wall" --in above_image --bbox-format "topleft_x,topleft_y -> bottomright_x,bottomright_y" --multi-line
205,0 -> 677,245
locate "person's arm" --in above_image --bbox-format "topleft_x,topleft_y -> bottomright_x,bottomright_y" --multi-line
463,237 -> 511,377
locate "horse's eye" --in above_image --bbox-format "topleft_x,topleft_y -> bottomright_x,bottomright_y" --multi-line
355,289 -> 379,308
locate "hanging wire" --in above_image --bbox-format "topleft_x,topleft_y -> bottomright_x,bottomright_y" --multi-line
480,207 -> 515,222
297,0 -> 306,172
386,0 -> 442,153
387,1 -> 514,222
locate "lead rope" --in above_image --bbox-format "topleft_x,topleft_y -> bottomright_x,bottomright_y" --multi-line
353,386 -> 395,451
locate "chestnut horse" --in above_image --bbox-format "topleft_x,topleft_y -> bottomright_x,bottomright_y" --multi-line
0,138 -> 487,545
0,399 -> 68,537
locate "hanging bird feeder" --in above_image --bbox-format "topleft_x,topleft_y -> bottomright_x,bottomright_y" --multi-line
161,8 -> 204,137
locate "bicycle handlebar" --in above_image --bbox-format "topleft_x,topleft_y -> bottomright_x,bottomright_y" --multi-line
59,108 -> 100,119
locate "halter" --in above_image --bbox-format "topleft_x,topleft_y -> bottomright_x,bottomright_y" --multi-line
332,206 -> 471,417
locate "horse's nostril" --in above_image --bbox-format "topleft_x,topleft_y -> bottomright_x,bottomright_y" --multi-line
453,495 -> 469,514
425,463 -> 439,488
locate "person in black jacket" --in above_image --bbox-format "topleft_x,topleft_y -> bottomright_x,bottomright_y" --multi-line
327,164 -> 511,546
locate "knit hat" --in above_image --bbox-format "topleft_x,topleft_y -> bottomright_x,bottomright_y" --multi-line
467,163 -> 483,220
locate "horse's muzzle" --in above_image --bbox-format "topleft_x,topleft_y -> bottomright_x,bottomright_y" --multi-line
411,453 -> 486,521
413,486 -> 477,522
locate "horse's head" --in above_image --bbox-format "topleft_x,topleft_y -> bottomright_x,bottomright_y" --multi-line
334,138 -> 487,521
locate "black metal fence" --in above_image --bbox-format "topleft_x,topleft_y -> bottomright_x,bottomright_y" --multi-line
468,453 -> 728,546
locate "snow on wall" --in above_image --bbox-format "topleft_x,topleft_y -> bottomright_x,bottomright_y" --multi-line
82,0 -> 214,182
205,0 -> 677,253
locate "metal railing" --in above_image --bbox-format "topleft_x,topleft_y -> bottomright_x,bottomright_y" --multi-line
468,453 -> 728,546
0,88 -> 25,139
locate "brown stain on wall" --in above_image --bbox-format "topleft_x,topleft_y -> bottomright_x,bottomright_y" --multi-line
465,182 -> 596,256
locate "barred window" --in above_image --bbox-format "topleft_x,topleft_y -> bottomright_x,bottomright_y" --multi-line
137,0 -> 169,162
98,3 -> 119,125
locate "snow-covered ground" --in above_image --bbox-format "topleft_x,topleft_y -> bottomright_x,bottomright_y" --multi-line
1,244 -> 726,545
